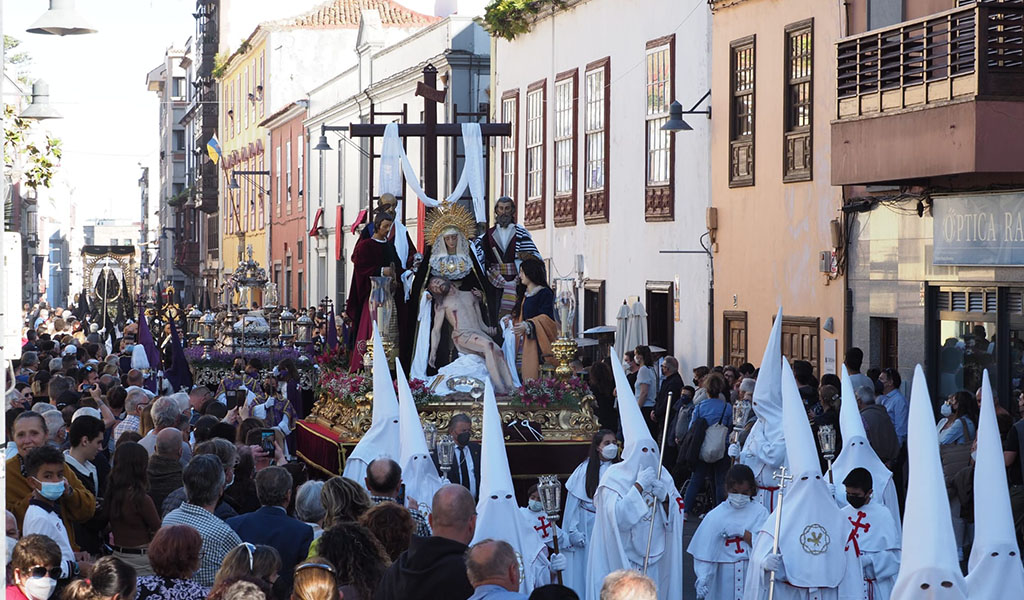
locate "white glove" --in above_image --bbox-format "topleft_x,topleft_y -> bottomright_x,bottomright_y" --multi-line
695,577 -> 710,599
569,531 -> 586,548
650,477 -> 670,501
763,552 -> 784,573
721,526 -> 745,539
549,553 -> 567,572
637,467 -> 657,492
728,443 -> 741,458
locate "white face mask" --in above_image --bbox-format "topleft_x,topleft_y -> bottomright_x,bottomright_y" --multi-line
601,444 -> 619,460
22,576 -> 57,600
6,537 -> 16,564
727,493 -> 751,509
940,403 -> 953,417
528,499 -> 544,513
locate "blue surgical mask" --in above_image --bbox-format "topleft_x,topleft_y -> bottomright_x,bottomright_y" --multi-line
33,477 -> 65,501
528,499 -> 544,513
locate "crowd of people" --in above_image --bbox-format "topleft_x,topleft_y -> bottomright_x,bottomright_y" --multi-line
7,298 -> 1024,600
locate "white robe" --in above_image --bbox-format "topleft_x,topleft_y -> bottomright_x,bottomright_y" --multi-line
687,499 -> 769,600
586,466 -> 684,600
519,506 -> 566,549
746,527 -> 864,600
740,419 -> 789,512
839,502 -> 900,600
562,459 -> 609,596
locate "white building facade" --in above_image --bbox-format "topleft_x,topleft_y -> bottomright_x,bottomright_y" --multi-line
304,13 -> 488,309
491,0 -> 713,370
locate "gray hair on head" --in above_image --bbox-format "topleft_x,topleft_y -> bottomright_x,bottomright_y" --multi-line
465,539 -> 517,586
151,396 -> 184,429
183,454 -> 225,507
600,570 -> 657,600
294,480 -> 326,523
855,385 -> 876,405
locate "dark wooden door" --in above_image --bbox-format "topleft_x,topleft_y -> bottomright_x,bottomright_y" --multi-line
724,311 -> 747,367
780,316 -> 820,376
880,318 -> 898,370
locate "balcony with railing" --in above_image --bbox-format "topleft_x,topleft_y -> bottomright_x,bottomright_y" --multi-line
832,1 -> 1024,185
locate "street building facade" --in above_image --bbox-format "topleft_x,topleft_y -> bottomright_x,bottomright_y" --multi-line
709,0 -> 846,376
491,0 -> 712,371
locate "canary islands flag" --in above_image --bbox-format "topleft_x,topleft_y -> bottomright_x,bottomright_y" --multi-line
206,134 -> 222,164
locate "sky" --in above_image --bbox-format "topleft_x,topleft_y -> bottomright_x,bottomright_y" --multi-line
4,0 -> 196,224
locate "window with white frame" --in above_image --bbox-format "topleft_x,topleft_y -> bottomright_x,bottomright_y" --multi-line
286,140 -> 292,204
275,145 -> 282,211
646,42 -> 672,186
501,92 -> 518,199
585,63 -> 607,193
296,136 -> 304,204
554,76 -> 574,196
526,87 -> 544,201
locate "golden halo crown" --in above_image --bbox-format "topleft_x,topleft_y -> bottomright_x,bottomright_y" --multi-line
423,200 -> 476,246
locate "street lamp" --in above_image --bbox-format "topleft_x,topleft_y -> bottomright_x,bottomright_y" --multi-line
661,90 -> 712,132
27,0 -> 98,36
312,124 -> 350,152
19,81 -> 62,120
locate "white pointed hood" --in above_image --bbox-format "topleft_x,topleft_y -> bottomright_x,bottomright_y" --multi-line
600,352 -> 661,496
131,344 -> 150,370
471,381 -> 546,592
832,366 -> 895,515
966,370 -> 1024,595
345,323 -> 401,468
394,357 -> 443,510
752,308 -> 784,431
892,366 -> 967,599
774,357 -> 848,588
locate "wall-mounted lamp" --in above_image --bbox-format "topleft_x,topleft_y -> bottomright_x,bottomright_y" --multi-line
313,124 -> 350,152
662,90 -> 712,132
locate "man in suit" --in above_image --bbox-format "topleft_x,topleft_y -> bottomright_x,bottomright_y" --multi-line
227,466 -> 313,594
434,414 -> 481,501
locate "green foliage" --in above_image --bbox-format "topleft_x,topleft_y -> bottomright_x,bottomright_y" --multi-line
480,0 -> 567,41
5,35 -> 33,86
212,52 -> 229,79
3,104 -> 63,191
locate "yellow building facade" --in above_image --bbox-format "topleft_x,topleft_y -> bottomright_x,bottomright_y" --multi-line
218,33 -> 268,276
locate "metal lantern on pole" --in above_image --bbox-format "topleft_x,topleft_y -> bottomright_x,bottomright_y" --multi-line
185,307 -> 203,347
199,311 -> 217,360
423,423 -> 438,454
537,475 -> 564,585
816,424 -> 837,483
279,308 -> 296,348
435,434 -> 456,482
731,398 -> 751,460
294,314 -> 313,351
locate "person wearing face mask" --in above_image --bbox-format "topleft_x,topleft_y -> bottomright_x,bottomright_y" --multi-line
519,484 -> 567,555
438,413 -> 482,501
687,465 -> 768,600
7,413 -> 95,566
840,468 -> 900,600
20,446 -> 85,579
7,509 -> 21,565
561,430 -> 620,596
7,535 -> 62,600
937,391 -> 978,446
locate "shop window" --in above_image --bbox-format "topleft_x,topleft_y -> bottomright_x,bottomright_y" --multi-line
936,286 -> 997,398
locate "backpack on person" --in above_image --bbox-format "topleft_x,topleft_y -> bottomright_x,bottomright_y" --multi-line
699,406 -> 730,463
679,404 -> 728,466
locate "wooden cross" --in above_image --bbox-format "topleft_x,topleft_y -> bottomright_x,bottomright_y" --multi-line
348,65 -> 512,244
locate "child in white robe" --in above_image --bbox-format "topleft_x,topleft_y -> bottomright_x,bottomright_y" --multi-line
688,464 -> 769,600
840,468 -> 899,600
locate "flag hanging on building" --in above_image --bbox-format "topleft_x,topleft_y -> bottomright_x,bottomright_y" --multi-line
207,133 -> 222,164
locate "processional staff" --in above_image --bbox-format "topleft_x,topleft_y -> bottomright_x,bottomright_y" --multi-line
642,392 -> 673,576
768,465 -> 794,600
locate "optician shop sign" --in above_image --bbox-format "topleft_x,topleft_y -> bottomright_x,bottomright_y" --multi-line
933,193 -> 1024,266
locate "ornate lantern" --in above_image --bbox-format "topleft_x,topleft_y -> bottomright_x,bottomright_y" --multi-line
279,308 -> 296,348
817,424 -> 837,482
436,434 -> 456,482
199,311 -> 217,360
423,423 -> 438,455
537,474 -> 565,584
295,313 -> 313,351
185,307 -> 203,347
731,398 -> 751,446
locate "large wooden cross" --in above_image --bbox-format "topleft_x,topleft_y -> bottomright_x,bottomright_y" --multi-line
348,64 -> 511,244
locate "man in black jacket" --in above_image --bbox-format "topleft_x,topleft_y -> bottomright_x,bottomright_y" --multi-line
433,413 -> 481,501
375,484 -> 477,600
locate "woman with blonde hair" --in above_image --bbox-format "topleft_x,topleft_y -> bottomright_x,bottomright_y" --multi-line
306,476 -> 371,557
291,560 -> 339,600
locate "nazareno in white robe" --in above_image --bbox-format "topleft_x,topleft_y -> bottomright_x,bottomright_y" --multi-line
561,459 -> 609,597
839,502 -> 900,600
687,499 -> 769,600
585,465 -> 684,600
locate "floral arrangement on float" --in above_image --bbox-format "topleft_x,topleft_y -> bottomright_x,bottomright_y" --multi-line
507,376 -> 590,409
314,370 -> 439,407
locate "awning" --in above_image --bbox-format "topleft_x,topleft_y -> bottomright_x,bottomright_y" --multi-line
308,208 -> 323,237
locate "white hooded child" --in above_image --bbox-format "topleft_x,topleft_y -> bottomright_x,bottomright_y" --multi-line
561,429 -> 620,596
890,365 -> 968,600
471,381 -> 565,593
744,358 -> 863,600
839,467 -> 900,600
394,357 -> 444,513
965,370 -> 1024,597
342,324 -> 401,486
586,354 -> 684,600
519,484 -> 567,556
687,462 -> 769,600
732,308 -> 788,512
832,366 -> 901,535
